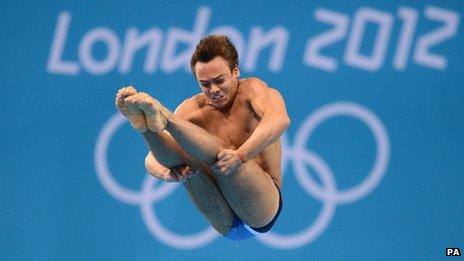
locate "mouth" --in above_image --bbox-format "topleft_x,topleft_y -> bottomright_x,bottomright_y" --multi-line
212,94 -> 224,103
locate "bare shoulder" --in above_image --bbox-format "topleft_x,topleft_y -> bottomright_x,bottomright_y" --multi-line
239,77 -> 269,95
174,93 -> 207,122
240,77 -> 285,102
239,77 -> 287,118
239,77 -> 282,99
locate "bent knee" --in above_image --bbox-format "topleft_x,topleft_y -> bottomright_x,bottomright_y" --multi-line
217,224 -> 232,236
208,218 -> 233,236
145,153 -> 169,177
144,154 -> 155,174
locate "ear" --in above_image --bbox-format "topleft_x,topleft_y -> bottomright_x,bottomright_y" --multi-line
232,65 -> 240,78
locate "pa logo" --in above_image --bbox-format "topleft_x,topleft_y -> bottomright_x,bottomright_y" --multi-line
446,248 -> 461,256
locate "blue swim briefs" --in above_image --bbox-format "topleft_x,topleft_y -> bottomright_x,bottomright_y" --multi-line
224,182 -> 283,241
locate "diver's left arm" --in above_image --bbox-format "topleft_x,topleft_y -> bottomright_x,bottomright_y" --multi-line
236,80 -> 290,162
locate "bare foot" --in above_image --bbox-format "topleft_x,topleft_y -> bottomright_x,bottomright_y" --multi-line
124,92 -> 170,132
115,86 -> 148,133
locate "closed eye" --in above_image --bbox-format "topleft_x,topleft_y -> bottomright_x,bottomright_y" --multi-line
214,78 -> 225,85
199,74 -> 226,87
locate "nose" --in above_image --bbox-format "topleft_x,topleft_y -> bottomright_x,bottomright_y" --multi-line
210,84 -> 220,93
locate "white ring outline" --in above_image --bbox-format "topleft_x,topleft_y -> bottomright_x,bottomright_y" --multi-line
293,102 -> 390,204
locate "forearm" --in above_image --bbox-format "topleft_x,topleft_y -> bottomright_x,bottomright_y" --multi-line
237,116 -> 290,161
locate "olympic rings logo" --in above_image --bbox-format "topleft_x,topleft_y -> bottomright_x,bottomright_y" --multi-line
94,102 -> 390,249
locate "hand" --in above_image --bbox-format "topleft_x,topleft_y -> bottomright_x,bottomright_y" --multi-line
145,154 -> 197,182
148,165 -> 197,183
210,149 -> 244,176
169,165 -> 198,183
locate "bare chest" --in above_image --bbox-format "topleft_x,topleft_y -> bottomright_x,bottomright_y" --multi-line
199,103 -> 259,150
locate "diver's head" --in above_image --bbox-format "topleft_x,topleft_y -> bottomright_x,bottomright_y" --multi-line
191,35 -> 240,109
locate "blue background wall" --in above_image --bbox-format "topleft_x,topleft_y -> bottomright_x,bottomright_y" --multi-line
1,1 -> 463,260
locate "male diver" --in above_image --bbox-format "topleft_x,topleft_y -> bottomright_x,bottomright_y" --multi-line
115,35 -> 290,240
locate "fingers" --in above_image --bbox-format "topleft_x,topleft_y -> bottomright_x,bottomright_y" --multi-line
211,156 -> 232,169
150,168 -> 186,183
169,166 -> 196,183
210,156 -> 243,176
179,166 -> 194,182
147,168 -> 174,182
217,149 -> 232,160
217,150 -> 225,160
210,161 -> 228,175
217,149 -> 238,162
171,167 -> 183,181
181,166 -> 192,176
159,169 -> 175,182
163,169 -> 179,182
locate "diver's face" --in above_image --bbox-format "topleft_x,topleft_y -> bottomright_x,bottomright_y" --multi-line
195,56 -> 240,109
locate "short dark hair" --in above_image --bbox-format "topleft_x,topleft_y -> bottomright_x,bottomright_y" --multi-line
190,35 -> 239,76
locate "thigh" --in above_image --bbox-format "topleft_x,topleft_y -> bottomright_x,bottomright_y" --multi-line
215,160 -> 281,228
182,165 -> 235,235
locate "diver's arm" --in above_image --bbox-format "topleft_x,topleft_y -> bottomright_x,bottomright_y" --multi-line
237,78 -> 290,162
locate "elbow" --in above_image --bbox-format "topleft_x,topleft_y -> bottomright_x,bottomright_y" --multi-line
144,155 -> 154,174
273,116 -> 290,137
281,116 -> 291,131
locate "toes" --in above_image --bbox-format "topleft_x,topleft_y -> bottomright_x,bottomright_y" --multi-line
117,88 -> 125,97
117,86 -> 137,97
125,95 -> 143,106
116,90 -> 126,107
116,88 -> 124,99
126,85 -> 137,94
124,96 -> 136,105
125,93 -> 149,105
122,88 -> 130,98
122,86 -> 137,98
119,86 -> 135,99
